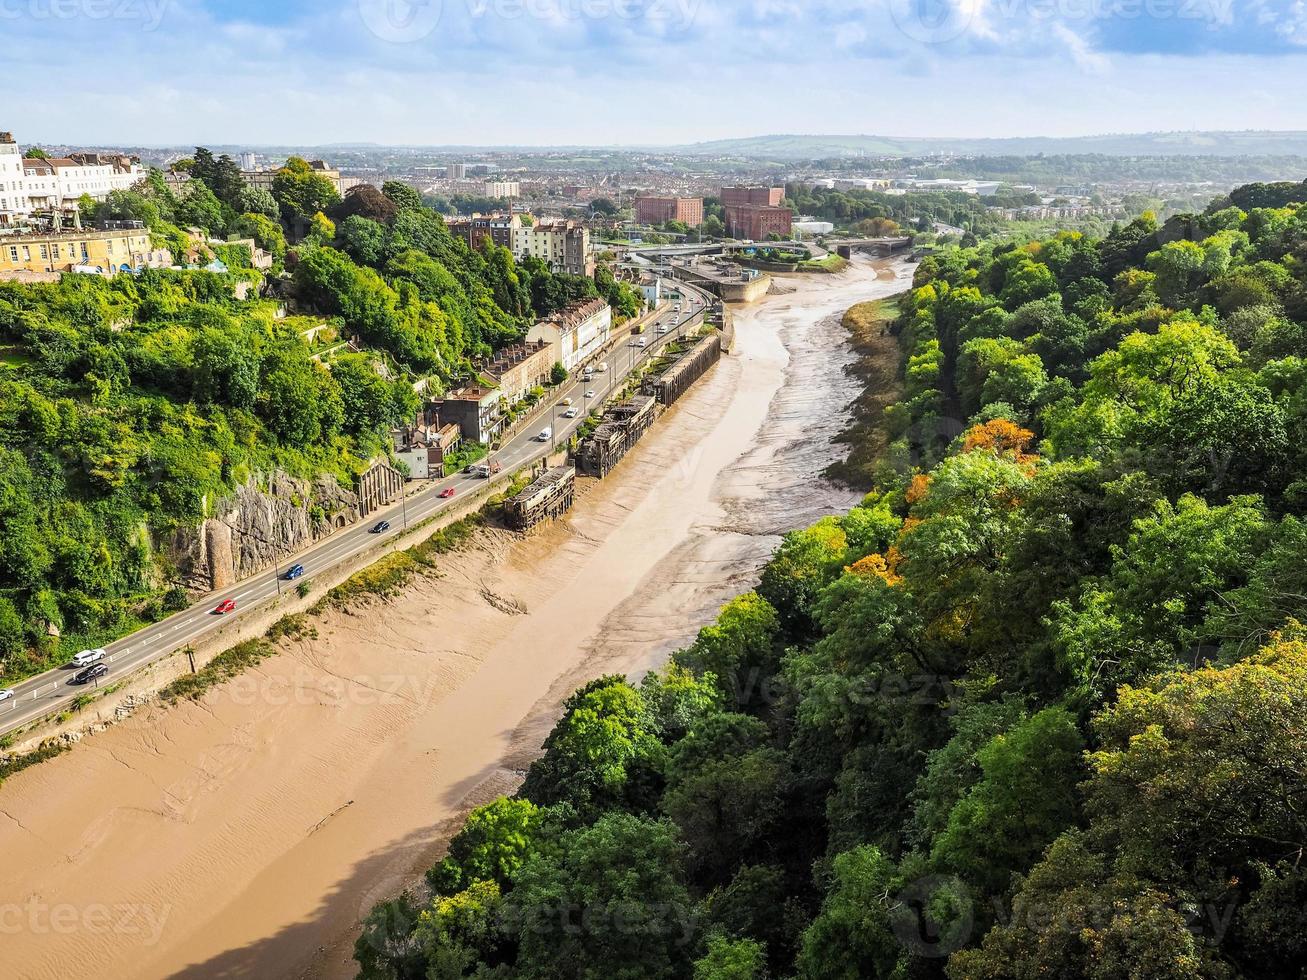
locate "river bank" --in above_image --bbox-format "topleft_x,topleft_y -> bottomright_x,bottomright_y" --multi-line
0,255 -> 913,980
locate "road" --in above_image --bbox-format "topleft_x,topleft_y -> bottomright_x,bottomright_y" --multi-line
0,284 -> 714,738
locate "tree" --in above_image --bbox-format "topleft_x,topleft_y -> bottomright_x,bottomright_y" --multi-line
271,156 -> 341,221
382,180 -> 424,213
237,186 -> 280,221
930,708 -> 1084,895
757,519 -> 848,638
506,813 -> 695,980
550,361 -> 568,385
519,677 -> 666,818
673,592 -> 780,707
694,935 -> 768,980
428,798 -> 545,896
257,349 -> 344,446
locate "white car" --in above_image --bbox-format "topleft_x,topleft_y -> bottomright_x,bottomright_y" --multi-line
563,408 -> 579,419
537,427 -> 553,442
72,648 -> 107,668
585,390 -> 596,398
636,338 -> 647,348
0,688 -> 14,703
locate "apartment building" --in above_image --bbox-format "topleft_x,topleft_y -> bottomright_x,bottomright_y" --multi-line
475,339 -> 555,405
0,131 -> 142,225
0,134 -> 28,224
0,226 -> 166,276
512,219 -> 594,277
447,212 -> 521,250
634,196 -> 704,227
725,203 -> 794,240
526,298 -> 612,372
242,159 -> 344,194
483,180 -> 520,198
721,186 -> 784,207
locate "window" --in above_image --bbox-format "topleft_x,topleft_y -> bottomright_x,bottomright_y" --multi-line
39,244 -> 47,259
22,246 -> 30,260
51,245 -> 59,260
7,246 -> 16,262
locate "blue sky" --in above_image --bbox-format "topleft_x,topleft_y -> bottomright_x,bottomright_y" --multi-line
2,0 -> 1306,145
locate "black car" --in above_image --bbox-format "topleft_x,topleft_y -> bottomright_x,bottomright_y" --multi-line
285,563 -> 305,580
371,520 -> 391,533
73,663 -> 108,685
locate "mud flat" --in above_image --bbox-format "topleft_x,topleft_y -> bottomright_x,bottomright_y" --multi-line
0,255 -> 913,980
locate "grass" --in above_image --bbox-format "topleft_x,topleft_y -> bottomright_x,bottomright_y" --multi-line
799,254 -> 850,273
0,740 -> 71,785
311,512 -> 486,612
158,638 -> 276,703
826,297 -> 906,488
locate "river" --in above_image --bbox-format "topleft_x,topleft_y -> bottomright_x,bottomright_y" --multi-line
0,255 -> 912,980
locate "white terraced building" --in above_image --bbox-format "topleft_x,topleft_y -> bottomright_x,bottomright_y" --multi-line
0,130 -> 142,226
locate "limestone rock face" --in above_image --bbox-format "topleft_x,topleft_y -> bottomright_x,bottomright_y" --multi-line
171,471 -> 361,592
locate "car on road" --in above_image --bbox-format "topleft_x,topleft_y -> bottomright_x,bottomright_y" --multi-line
285,563 -> 305,581
439,487 -> 456,498
656,325 -> 669,335
560,397 -> 573,406
562,408 -> 578,418
635,338 -> 648,347
72,648 -> 107,668
537,427 -> 553,442
72,663 -> 108,685
584,390 -> 596,398
0,688 -> 14,703
214,598 -> 237,614
371,520 -> 391,533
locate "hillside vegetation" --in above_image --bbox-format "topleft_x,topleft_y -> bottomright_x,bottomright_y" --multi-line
0,157 -> 639,685
355,183 -> 1307,979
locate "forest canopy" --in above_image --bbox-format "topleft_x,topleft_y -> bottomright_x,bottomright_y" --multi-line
354,180 -> 1307,980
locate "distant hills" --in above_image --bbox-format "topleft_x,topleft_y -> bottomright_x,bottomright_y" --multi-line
668,132 -> 1307,159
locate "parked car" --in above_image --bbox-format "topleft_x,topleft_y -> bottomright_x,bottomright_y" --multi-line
0,688 -> 14,703
214,598 -> 237,614
73,663 -> 108,685
285,563 -> 305,580
72,648 -> 107,668
371,520 -> 391,533
439,487 -> 456,498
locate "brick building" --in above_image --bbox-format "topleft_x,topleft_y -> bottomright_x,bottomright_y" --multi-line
721,186 -> 784,208
724,204 -> 794,241
635,196 -> 704,227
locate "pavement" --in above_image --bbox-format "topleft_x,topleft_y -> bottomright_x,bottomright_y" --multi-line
0,284 -> 714,738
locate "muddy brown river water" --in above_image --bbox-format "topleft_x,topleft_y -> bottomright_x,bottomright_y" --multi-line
0,255 -> 913,979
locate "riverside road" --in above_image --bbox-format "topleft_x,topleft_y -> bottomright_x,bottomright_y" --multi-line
0,285 -> 712,737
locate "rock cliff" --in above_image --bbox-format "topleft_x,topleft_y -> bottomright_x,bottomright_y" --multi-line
171,472 -> 361,592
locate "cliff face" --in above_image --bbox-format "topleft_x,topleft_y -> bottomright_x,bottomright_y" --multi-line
171,472 -> 361,592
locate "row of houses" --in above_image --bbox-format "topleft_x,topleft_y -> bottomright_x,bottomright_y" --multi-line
445,213 -> 595,277
395,299 -> 614,459
0,131 -> 143,227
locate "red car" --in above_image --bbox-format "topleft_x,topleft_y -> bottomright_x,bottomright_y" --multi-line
439,487 -> 456,498
214,599 -> 237,614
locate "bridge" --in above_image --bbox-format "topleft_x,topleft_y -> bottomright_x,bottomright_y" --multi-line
823,237 -> 914,258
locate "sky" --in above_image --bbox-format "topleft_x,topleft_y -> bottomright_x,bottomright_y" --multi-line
3,0 -> 1307,146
